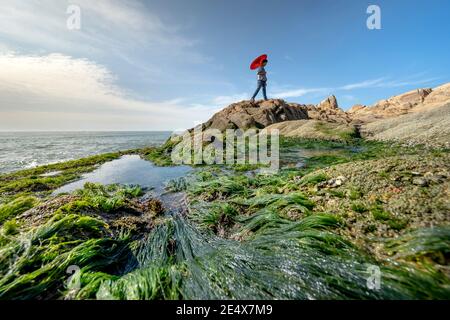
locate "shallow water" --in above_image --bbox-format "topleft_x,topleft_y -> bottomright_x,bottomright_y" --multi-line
54,155 -> 192,194
281,146 -> 364,168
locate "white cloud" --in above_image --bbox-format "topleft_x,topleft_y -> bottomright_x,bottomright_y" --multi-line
341,95 -> 356,101
275,88 -> 329,99
340,76 -> 440,91
0,0 -> 207,64
0,53 -> 215,130
0,43 -> 13,53
272,76 -> 440,100
376,78 -> 441,88
339,78 -> 386,90
212,94 -> 248,106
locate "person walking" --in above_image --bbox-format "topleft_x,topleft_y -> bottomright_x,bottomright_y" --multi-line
251,59 -> 268,102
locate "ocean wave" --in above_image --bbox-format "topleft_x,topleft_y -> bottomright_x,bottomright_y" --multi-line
0,131 -> 171,174
23,160 -> 39,169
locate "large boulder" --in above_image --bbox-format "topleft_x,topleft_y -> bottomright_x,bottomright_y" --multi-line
309,95 -> 352,124
348,104 -> 367,114
202,99 -> 309,131
317,95 -> 339,110
201,97 -> 352,131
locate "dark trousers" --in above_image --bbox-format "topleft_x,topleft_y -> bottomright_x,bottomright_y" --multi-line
252,80 -> 267,100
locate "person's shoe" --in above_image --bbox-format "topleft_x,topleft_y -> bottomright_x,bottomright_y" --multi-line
250,98 -> 255,103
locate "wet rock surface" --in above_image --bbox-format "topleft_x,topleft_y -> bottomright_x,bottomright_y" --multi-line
299,152 -> 450,259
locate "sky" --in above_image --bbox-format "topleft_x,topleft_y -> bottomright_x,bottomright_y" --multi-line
0,0 -> 449,131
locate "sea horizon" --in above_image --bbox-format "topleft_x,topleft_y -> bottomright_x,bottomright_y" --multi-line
0,131 -> 172,173
0,130 -> 174,133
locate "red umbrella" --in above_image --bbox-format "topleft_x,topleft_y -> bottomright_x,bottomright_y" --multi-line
250,54 -> 268,70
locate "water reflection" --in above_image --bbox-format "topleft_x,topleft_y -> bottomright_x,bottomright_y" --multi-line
54,155 -> 192,194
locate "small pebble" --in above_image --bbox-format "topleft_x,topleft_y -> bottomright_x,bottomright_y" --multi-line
412,177 -> 428,187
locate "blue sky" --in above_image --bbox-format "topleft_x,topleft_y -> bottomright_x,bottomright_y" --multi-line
0,0 -> 449,130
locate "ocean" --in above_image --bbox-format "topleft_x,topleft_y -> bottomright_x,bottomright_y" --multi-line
0,131 -> 172,174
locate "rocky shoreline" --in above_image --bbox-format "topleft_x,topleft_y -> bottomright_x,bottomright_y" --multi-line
0,84 -> 449,300
195,82 -> 450,148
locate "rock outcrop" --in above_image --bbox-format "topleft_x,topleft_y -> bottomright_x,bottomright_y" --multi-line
190,82 -> 450,147
317,95 -> 338,110
310,95 -> 352,124
201,96 -> 351,131
361,102 -> 450,148
352,82 -> 450,147
202,99 -> 309,131
350,84 -> 450,122
414,83 -> 450,110
347,104 -> 366,114
263,120 -> 357,142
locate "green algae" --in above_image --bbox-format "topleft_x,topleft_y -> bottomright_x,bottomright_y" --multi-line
385,226 -> 450,263
0,152 -> 122,203
95,215 -> 449,300
0,196 -> 39,225
0,136 -> 448,300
